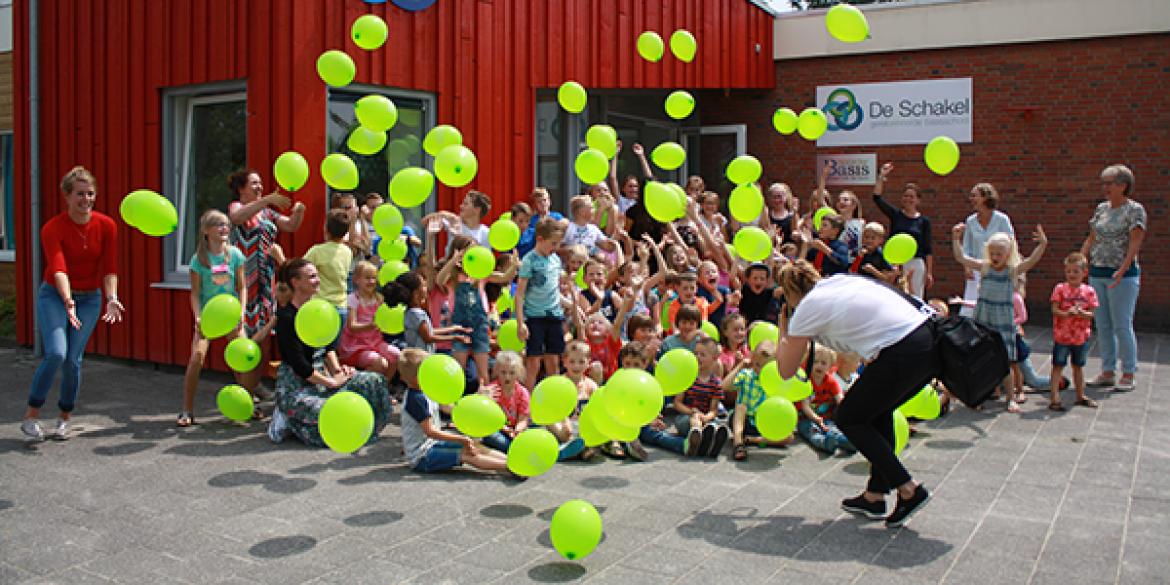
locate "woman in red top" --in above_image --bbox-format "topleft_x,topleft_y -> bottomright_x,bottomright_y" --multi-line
23,167 -> 125,442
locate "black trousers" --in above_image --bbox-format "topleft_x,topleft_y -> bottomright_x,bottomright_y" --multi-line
835,321 -> 939,494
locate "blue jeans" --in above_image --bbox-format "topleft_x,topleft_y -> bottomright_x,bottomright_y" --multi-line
482,431 -> 513,452
638,425 -> 685,454
797,419 -> 855,453
414,441 -> 463,473
1089,275 -> 1140,374
28,283 -> 103,412
1017,354 -> 1051,390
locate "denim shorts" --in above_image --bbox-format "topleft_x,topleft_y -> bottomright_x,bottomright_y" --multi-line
413,441 -> 463,473
525,316 -> 566,356
1052,343 -> 1088,368
452,319 -> 490,354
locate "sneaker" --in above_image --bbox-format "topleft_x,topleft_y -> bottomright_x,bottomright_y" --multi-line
557,438 -> 585,461
708,425 -> 730,458
21,419 -> 44,443
50,419 -> 71,441
685,428 -> 703,457
697,425 -> 715,457
1087,373 -> 1115,387
625,440 -> 649,462
841,494 -> 887,520
267,408 -> 289,444
885,484 -> 931,528
1114,375 -> 1135,392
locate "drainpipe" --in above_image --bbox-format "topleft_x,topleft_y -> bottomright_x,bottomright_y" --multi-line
29,0 -> 41,356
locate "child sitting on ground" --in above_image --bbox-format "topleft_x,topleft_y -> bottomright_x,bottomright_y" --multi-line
337,261 -> 400,379
797,345 -> 856,455
726,340 -> 792,460
480,351 -> 530,452
659,306 -> 703,358
672,338 -> 730,458
661,272 -> 710,334
1049,252 -> 1099,411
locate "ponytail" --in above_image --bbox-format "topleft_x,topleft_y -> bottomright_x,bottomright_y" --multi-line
382,271 -> 423,308
279,258 -> 311,287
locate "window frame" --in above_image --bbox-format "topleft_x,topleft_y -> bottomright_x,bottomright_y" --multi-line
0,130 -> 13,262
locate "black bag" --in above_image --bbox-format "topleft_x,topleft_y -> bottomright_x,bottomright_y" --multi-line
932,316 -> 1010,408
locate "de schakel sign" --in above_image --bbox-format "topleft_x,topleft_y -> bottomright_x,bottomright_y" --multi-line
815,78 -> 973,147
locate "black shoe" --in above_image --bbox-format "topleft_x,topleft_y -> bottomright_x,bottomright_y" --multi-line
697,424 -> 715,457
841,494 -> 887,520
885,484 -> 930,528
685,428 -> 703,457
708,425 -> 730,458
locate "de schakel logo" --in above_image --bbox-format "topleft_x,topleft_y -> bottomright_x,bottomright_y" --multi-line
822,88 -> 864,132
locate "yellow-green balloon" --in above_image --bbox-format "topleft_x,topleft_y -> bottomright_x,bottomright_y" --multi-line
351,14 -> 389,50
488,219 -> 521,251
798,108 -> 829,140
733,226 -> 771,262
295,298 -> 341,348
321,153 -> 359,190
701,321 -> 719,342
726,155 -> 762,185
729,183 -> 764,223
377,236 -> 408,262
319,391 -> 375,454
119,189 -> 155,228
462,246 -> 496,280
760,361 -> 784,397
756,397 -> 797,441
347,126 -> 387,156
667,183 -> 688,219
550,500 -> 603,561
434,145 -> 478,188
355,94 -> 398,132
575,266 -> 588,290
924,136 -> 960,176
497,288 -> 513,313
899,384 -> 941,420
813,206 -> 837,231
883,233 -> 918,265
452,394 -> 506,438
669,29 -> 697,63
777,368 -> 813,402
507,428 -> 559,477
558,81 -> 587,114
497,319 -> 524,352
531,375 -> 578,425
577,402 -> 609,447
574,148 -> 608,185
773,107 -> 798,135
636,31 -> 664,62
372,204 -> 404,238
200,294 -> 242,339
588,389 -> 640,441
585,125 -> 618,159
664,90 -> 695,120
217,384 -> 253,422
389,167 -> 435,208
651,142 -> 686,171
423,125 -> 462,156
133,192 -> 179,237
603,369 -> 664,428
825,4 -> 869,44
749,322 -> 779,351
894,410 -> 910,454
656,349 -> 698,396
644,181 -> 681,223
378,260 -> 409,286
225,338 -> 261,373
419,354 -> 465,404
375,303 -> 406,335
316,50 -> 356,88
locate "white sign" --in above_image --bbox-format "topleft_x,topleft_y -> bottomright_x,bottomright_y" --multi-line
816,154 -> 877,186
815,78 -> 972,147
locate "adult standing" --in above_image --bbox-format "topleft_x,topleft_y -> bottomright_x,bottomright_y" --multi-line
959,183 -> 1014,317
227,169 -> 305,400
872,163 -> 934,297
757,183 -> 795,244
776,262 -> 936,527
1081,164 -> 1146,392
22,167 -> 125,442
267,258 -> 392,446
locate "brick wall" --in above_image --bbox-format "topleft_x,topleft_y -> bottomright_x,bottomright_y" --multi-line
701,33 -> 1168,330
0,52 -> 11,131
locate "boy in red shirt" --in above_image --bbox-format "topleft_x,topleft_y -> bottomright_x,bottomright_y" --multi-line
797,345 -> 856,454
1049,252 -> 1099,411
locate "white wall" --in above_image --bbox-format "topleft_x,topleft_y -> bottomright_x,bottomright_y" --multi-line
775,0 -> 1170,60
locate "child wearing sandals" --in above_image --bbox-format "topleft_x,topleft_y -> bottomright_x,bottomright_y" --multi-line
725,339 -> 793,460
1049,252 -> 1099,411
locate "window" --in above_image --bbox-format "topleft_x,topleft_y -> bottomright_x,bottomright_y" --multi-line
0,132 -> 14,261
326,86 -> 435,237
160,83 -> 246,284
0,0 -> 12,53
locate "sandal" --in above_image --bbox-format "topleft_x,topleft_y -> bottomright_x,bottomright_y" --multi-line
1048,402 -> 1066,412
1007,401 -> 1021,414
1075,398 -> 1099,408
732,443 -> 748,461
176,412 -> 194,427
1013,393 -> 1027,404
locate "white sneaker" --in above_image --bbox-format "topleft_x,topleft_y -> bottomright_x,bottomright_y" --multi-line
267,408 -> 289,444
51,419 -> 71,441
21,419 -> 44,443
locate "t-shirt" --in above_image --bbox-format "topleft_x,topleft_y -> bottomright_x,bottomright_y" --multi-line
581,289 -> 618,323
873,195 -> 933,259
518,250 -> 564,318
1088,200 -> 1147,270
807,371 -> 843,419
587,334 -> 623,380
718,345 -> 749,374
402,388 -> 441,465
849,247 -> 893,279
805,239 -> 850,276
1051,282 -> 1098,346
404,307 -> 433,352
573,376 -> 598,402
682,374 -> 723,414
189,247 -> 246,309
664,296 -> 711,334
659,333 -> 700,358
40,211 -> 119,290
733,369 -> 767,422
787,275 -> 928,362
962,210 -> 1014,260
563,222 -> 607,254
697,285 -> 731,328
426,287 -> 454,352
488,383 -> 530,427
739,284 -> 779,325
303,241 -> 353,308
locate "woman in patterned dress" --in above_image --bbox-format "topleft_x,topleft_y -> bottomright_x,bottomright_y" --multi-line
226,169 -> 305,401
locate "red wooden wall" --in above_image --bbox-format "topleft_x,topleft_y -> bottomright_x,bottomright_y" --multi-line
12,0 -> 775,365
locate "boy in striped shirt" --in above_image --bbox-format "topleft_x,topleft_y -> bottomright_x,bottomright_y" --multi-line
672,338 -> 729,458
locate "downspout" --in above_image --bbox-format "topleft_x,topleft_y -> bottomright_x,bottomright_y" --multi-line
29,0 -> 41,356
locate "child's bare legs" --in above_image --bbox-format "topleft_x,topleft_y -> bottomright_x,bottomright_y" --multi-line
542,355 -> 560,382
548,419 -> 572,443
1049,364 -> 1065,407
1003,374 -> 1020,413
454,350 -> 471,372
1071,365 -> 1087,402
732,404 -> 747,446
462,444 -> 510,472
181,333 -> 210,417
1010,363 -> 1025,402
524,356 -> 543,391
690,412 -> 704,432
472,352 -> 491,387
588,362 -> 604,385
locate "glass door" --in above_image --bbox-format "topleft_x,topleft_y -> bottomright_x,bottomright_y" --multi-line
682,124 -> 746,198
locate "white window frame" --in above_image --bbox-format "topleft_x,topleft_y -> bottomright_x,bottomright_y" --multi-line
680,124 -> 747,181
0,131 -> 14,262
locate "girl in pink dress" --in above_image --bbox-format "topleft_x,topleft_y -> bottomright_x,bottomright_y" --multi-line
338,261 -> 399,378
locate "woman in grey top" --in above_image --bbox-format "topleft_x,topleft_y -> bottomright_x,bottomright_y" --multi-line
1080,164 -> 1146,392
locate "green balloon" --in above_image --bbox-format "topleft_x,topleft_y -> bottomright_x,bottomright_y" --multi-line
200,294 -> 242,339
531,375 -> 578,425
669,29 -> 697,63
602,369 -> 664,428
760,361 -> 784,397
700,321 -> 719,342
924,136 -> 960,176
462,246 -> 496,280
589,388 -> 641,442
729,183 -> 764,223
497,319 -> 524,351
377,236 -> 409,262
355,94 -> 398,132
773,107 -> 798,135
755,397 -> 797,442
216,384 -> 253,422
372,204 -> 404,239
813,206 -> 837,231
777,368 -> 813,402
272,150 -> 311,191
488,219 -> 521,251
667,183 -> 688,219
574,148 -> 608,185
575,266 -> 588,290
883,233 -> 918,265
374,303 -> 406,334
119,189 -> 154,228
497,289 -> 513,313
224,338 -> 261,373
419,354 -> 465,404
636,31 -> 665,62
506,428 -> 559,477
423,125 -> 462,156
550,500 -> 603,561
585,125 -> 618,159
319,391 -> 375,454
321,153 -> 359,190
798,108 -> 828,141
664,90 -> 695,120
577,402 -> 609,447
825,4 -> 869,44
389,167 -> 435,208
378,260 -> 409,286
134,192 -> 179,237
899,384 -> 941,420
726,155 -> 762,185
644,181 -> 681,223
733,226 -> 771,262
347,126 -> 387,156
656,349 -> 699,396
351,14 -> 389,51
749,322 -> 779,351
651,142 -> 686,171
316,50 -> 356,88
295,298 -> 341,348
434,145 -> 478,188
894,410 -> 910,454
452,394 -> 507,438
557,81 -> 588,114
